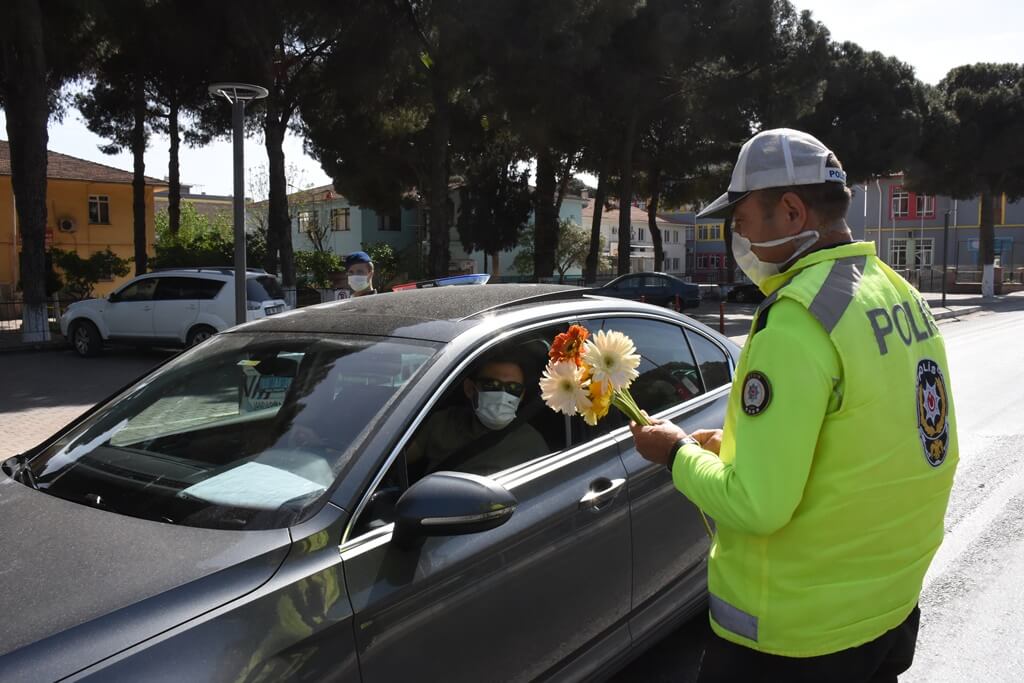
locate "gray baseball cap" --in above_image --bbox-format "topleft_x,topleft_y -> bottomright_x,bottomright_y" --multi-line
697,128 -> 847,219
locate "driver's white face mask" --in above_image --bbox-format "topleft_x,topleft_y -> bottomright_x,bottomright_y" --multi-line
348,275 -> 371,292
732,229 -> 819,287
473,390 -> 521,430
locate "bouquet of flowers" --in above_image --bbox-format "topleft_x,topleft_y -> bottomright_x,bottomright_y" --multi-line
539,323 -> 714,539
538,324 -> 648,427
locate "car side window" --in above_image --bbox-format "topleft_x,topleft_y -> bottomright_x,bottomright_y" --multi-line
403,326 -> 567,482
352,326 -> 570,536
570,317 -> 703,447
686,329 -> 732,391
117,278 -> 158,302
154,277 -> 201,300
198,279 -> 226,300
607,316 -> 702,411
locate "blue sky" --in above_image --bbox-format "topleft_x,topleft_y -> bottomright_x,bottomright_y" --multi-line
2,0 -> 1021,197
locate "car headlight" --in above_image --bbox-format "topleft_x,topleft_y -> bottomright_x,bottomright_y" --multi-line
246,301 -> 262,311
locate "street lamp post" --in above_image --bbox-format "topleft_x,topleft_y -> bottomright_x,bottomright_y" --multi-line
208,83 -> 269,325
942,209 -> 951,307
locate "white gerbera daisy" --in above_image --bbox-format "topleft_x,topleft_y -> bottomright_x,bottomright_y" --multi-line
582,330 -> 641,391
539,360 -> 592,416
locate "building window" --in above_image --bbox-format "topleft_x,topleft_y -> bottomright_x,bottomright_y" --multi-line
297,210 -> 318,234
378,211 -> 402,231
697,223 -> 723,241
696,254 -> 724,269
88,195 -> 110,224
673,231 -> 679,243
890,186 -> 934,220
889,237 -> 934,269
914,239 -> 934,267
685,226 -> 695,242
638,227 -> 645,242
330,207 -> 350,231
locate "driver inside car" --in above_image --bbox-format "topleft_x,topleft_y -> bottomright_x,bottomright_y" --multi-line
405,351 -> 548,479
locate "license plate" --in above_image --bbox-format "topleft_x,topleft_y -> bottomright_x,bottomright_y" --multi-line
265,305 -> 284,316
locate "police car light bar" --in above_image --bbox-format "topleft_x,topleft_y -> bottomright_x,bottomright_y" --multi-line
391,273 -> 491,291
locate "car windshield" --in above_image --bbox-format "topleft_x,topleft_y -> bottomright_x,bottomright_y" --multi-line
23,333 -> 438,530
247,275 -> 285,301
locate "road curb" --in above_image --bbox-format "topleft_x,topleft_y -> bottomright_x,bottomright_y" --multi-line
0,340 -> 70,355
931,306 -> 983,322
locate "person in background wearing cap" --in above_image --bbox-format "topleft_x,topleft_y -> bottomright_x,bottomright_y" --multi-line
629,128 -> 958,681
344,251 -> 377,297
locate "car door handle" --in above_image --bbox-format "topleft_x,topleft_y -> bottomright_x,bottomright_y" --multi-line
143,305 -> 152,311
579,477 -> 626,511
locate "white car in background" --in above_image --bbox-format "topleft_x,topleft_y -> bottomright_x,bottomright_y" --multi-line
60,268 -> 290,357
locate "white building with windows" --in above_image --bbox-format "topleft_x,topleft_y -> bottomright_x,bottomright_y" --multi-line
580,200 -> 689,276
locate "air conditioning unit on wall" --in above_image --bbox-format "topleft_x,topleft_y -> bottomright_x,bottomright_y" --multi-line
57,216 -> 77,233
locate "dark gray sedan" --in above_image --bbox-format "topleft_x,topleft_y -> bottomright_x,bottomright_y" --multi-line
0,284 -> 738,682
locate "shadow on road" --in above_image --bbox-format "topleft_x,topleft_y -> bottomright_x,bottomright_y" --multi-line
0,348 -> 174,414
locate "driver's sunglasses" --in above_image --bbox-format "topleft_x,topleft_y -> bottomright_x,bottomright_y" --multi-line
474,377 -> 525,397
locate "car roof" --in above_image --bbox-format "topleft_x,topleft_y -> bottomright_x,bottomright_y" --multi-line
229,283 -> 725,345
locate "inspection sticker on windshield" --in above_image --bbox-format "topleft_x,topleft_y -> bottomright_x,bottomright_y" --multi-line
742,371 -> 771,416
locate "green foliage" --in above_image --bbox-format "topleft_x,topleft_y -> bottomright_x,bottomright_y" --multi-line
151,203 -> 266,269
51,248 -> 131,300
362,242 -> 400,291
514,220 -> 603,283
294,250 -> 342,289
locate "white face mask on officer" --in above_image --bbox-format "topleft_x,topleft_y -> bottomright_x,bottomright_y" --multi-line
473,390 -> 521,430
732,229 -> 819,287
348,275 -> 371,292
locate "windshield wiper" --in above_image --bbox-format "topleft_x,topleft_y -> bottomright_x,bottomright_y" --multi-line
4,453 -> 39,491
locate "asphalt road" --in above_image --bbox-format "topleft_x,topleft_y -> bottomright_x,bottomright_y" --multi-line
1,303 -> 1022,681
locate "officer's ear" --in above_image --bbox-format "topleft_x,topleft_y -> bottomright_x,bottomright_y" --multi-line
778,192 -> 810,233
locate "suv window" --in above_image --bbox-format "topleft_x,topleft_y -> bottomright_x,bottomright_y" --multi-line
116,278 -> 158,302
246,276 -> 284,302
154,277 -> 203,300
686,330 -> 732,391
198,278 -> 226,300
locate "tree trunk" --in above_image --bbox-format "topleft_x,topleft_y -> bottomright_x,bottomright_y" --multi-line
617,106 -> 639,276
264,115 -> 289,280
533,148 -> 558,280
3,0 -> 50,341
554,152 -> 576,218
427,71 -> 451,277
167,98 -> 181,235
584,163 -> 609,284
979,191 -> 995,299
132,67 -> 148,275
723,217 -> 736,284
648,163 -> 663,272
489,251 -> 500,282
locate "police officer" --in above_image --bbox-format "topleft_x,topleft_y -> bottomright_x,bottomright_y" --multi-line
345,251 -> 377,297
629,129 -> 958,682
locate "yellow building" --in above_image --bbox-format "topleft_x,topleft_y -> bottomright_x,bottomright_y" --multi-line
0,140 -> 166,298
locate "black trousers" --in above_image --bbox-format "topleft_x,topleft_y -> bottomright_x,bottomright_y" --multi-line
698,605 -> 921,683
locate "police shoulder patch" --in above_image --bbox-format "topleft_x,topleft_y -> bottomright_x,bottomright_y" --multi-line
916,358 -> 950,467
741,371 -> 772,416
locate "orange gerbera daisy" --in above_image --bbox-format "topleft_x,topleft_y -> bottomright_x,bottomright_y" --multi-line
549,324 -> 590,366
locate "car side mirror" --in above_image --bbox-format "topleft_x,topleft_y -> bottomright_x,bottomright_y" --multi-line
108,293 -> 119,303
392,471 -> 516,549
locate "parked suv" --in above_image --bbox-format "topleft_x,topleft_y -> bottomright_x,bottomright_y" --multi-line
60,268 -> 290,357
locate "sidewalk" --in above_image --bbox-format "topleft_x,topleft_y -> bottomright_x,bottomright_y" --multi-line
692,290 -> 1024,346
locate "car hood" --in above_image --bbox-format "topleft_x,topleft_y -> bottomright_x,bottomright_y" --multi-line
66,298 -> 106,314
0,474 -> 291,678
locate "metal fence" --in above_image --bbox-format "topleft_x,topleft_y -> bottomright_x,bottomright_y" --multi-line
952,240 -> 1024,284
0,295 -> 75,338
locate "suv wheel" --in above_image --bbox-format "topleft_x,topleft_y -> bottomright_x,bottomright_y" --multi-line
70,320 -> 102,357
186,325 -> 217,347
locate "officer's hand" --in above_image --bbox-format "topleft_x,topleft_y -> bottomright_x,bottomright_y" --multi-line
629,416 -> 687,466
692,429 -> 723,455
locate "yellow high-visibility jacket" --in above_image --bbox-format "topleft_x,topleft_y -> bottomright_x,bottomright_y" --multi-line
672,241 -> 958,656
